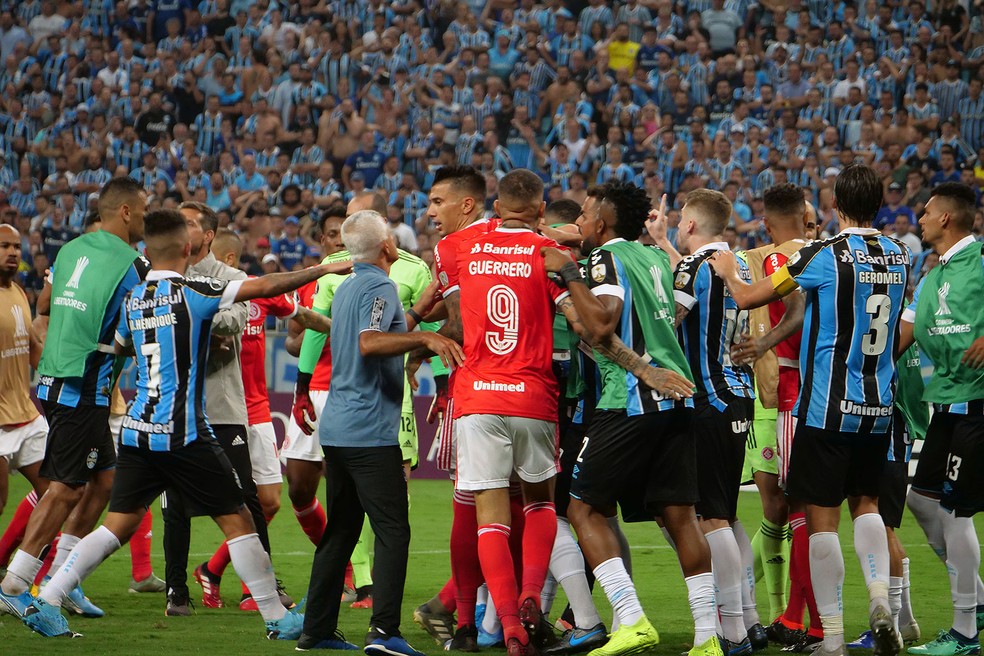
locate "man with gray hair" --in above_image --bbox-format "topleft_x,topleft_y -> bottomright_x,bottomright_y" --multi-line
297,211 -> 462,654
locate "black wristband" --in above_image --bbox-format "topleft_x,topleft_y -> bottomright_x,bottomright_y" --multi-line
559,261 -> 584,285
295,371 -> 312,393
407,308 -> 422,324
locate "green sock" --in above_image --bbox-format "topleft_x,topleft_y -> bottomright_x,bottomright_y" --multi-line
351,521 -> 374,588
759,519 -> 788,620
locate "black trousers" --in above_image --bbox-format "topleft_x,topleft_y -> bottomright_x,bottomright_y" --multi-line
162,424 -> 271,599
303,445 -> 409,638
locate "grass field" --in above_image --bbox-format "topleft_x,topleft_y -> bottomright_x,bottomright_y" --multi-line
0,475 -> 969,654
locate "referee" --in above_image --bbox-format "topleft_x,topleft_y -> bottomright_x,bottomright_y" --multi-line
296,210 -> 462,654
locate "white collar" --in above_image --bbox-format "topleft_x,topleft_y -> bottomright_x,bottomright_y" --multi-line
692,241 -> 730,256
602,237 -> 627,246
940,235 -> 978,265
495,226 -> 532,233
146,270 -> 183,280
837,227 -> 881,236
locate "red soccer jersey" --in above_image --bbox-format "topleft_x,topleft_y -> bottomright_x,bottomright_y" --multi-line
296,280 -> 333,391
451,227 -> 569,422
434,217 -> 501,298
242,292 -> 297,425
763,251 -> 803,411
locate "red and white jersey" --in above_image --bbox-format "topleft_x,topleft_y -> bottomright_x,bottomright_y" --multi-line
242,290 -> 297,425
296,279 -> 333,391
763,251 -> 802,411
434,217 -> 501,298
451,227 -> 569,422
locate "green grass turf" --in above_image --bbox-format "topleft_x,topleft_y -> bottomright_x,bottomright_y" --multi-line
0,475 -> 966,654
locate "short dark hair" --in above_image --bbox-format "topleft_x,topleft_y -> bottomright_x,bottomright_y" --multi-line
143,208 -> 188,261
834,164 -> 883,226
432,165 -> 486,203
319,204 -> 346,232
498,169 -> 544,205
545,199 -> 582,225
930,182 -> 977,231
763,183 -> 806,219
596,181 -> 652,241
179,200 -> 218,233
97,177 -> 144,219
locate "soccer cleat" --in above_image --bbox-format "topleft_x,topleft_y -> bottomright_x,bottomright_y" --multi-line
479,621 -> 505,648
352,596 -> 374,609
783,635 -> 823,653
23,597 -> 78,637
768,619 -> 807,647
908,631 -> 981,656
365,627 -> 426,656
508,636 -> 540,656
240,594 -> 259,611
807,643 -> 850,656
748,624 -> 769,651
520,596 -> 559,649
129,574 -> 166,593
62,584 -> 104,618
445,625 -> 479,652
689,636 -> 726,656
848,631 -> 875,649
870,603 -> 901,656
165,593 -> 193,617
900,622 -> 921,645
720,636 -> 754,656
342,584 -> 358,603
414,599 -> 457,645
194,562 -> 223,608
545,623 -> 609,655
266,608 -> 305,640
0,586 -> 34,617
278,580 -> 296,609
586,616 -> 659,656
296,630 -> 361,650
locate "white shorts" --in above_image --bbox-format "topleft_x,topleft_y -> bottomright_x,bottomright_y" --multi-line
0,414 -> 48,470
249,422 -> 283,486
777,410 -> 797,487
454,414 -> 558,491
280,390 -> 329,463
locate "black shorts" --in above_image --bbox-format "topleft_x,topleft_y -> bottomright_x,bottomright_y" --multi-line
39,401 -> 116,485
912,412 -> 984,516
570,408 -> 697,522
878,460 -> 908,528
695,399 -> 753,521
555,422 -> 587,518
109,440 -> 245,516
785,425 -> 889,508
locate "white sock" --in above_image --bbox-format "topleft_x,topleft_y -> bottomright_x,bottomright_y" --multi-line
705,527 -> 745,642
541,573 -> 558,615
906,490 -> 947,560
853,513 -> 890,606
51,534 -> 80,571
810,532 -> 845,650
889,576 -> 903,631
685,572 -> 717,645
899,557 -> 916,627
477,583 -> 489,607
733,519 -> 760,629
482,591 -> 501,634
40,526 -> 120,607
594,557 -> 645,627
227,533 -> 286,622
2,550 -> 44,595
608,517 -> 632,575
943,516 -> 980,639
550,518 -> 602,628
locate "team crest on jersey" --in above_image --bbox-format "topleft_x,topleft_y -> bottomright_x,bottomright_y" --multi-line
674,272 -> 691,289
762,446 -> 775,461
787,250 -> 802,266
86,448 -> 98,470
936,281 -> 951,316
248,301 -> 262,321
591,264 -> 606,282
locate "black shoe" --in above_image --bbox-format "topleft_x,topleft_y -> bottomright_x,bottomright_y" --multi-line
519,597 -> 558,649
767,619 -> 806,647
748,623 -> 769,651
720,636 -> 754,656
445,625 -> 479,652
544,623 -> 609,655
297,630 -> 360,651
276,579 -> 295,609
781,634 -> 822,652
165,593 -> 193,617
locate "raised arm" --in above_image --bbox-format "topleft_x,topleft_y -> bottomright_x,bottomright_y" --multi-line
708,250 -> 786,309
234,260 -> 352,302
541,247 -> 622,340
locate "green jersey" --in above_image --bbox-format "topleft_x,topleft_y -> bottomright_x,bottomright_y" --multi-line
586,239 -> 694,415
895,342 -> 929,447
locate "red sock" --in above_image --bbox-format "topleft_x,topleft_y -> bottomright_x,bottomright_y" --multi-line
208,541 -> 232,577
781,513 -> 807,629
129,510 -> 154,581
438,576 -> 457,613
345,562 -> 354,589
508,491 -> 525,581
35,534 -> 59,585
477,523 -> 524,643
520,502 -> 556,602
451,490 -> 483,628
0,491 -> 37,568
293,499 -> 327,546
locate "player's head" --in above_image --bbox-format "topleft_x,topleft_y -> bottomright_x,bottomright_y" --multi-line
577,181 -> 651,252
763,183 -> 808,241
210,229 -> 242,268
342,210 -> 397,265
347,191 -> 387,217
0,224 -> 20,282
834,164 -> 883,227
494,169 -> 545,228
680,189 -> 731,249
428,165 -> 486,236
83,210 -> 102,233
98,177 -> 147,243
920,182 -> 977,245
545,199 -> 582,226
319,205 -> 346,256
179,201 -> 219,260
804,201 -> 818,240
143,208 -> 191,267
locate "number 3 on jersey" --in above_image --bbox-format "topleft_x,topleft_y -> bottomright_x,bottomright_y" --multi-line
485,285 -> 519,354
861,293 -> 891,356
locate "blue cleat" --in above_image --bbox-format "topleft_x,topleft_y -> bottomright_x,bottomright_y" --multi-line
849,631 -> 876,649
47,578 -> 104,618
478,621 -> 505,648
23,597 -> 78,637
296,630 -> 361,650
267,609 -> 305,640
0,587 -> 34,618
364,627 -> 426,656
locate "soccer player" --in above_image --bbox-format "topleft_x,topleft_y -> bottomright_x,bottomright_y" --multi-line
542,181 -> 717,656
709,164 -> 908,656
0,178 -> 149,619
19,207 -> 350,639
296,210 -> 460,654
896,182 -> 984,656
